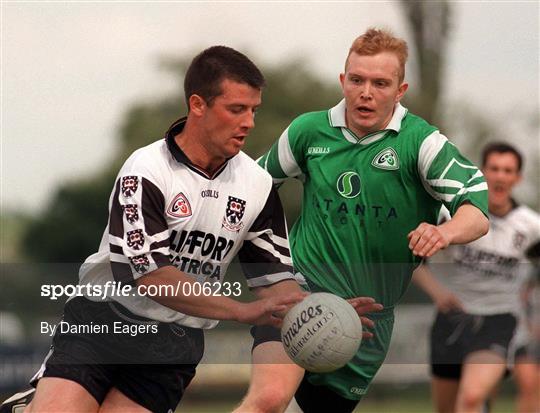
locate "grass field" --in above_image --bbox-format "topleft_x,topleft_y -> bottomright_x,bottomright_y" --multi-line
177,382 -> 520,413
0,386 -> 519,412
177,396 -> 516,413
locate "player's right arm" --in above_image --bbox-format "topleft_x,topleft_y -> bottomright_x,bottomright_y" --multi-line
136,267 -> 303,327
412,264 -> 463,313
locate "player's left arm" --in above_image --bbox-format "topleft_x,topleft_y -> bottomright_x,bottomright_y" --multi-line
412,263 -> 464,312
410,131 -> 489,257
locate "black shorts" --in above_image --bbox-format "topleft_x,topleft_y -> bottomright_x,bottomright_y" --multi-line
32,296 -> 204,413
294,373 -> 359,413
515,343 -> 540,363
430,311 -> 516,379
250,325 -> 282,350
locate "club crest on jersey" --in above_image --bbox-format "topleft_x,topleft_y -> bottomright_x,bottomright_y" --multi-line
129,255 -> 149,274
121,176 -> 139,198
167,192 -> 192,218
223,196 -> 246,232
126,229 -> 145,250
513,231 -> 526,249
372,148 -> 399,170
122,204 -> 139,224
336,172 -> 361,198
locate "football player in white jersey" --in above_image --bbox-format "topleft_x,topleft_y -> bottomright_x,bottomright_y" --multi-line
1,45 -> 303,413
413,142 -> 540,413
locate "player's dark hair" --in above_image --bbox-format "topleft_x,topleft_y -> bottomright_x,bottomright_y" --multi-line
481,142 -> 523,172
184,46 -> 265,108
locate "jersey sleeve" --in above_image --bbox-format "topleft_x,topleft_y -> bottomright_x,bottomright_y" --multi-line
108,174 -> 171,284
258,120 -> 306,185
437,205 -> 451,224
238,186 -> 296,288
525,210 -> 540,260
418,131 -> 488,216
526,240 -> 540,261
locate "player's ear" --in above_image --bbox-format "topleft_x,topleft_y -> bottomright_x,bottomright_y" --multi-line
339,73 -> 345,89
395,82 -> 408,102
189,94 -> 206,116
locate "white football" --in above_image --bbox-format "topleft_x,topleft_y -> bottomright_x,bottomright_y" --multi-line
281,292 -> 362,373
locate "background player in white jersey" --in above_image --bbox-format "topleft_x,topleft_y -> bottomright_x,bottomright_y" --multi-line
413,143 -> 540,413
237,28 -> 489,413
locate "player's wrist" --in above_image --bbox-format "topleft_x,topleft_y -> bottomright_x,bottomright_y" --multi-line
230,301 -> 250,324
435,223 -> 454,246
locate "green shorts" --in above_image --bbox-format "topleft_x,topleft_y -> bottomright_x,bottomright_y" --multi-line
305,307 -> 395,401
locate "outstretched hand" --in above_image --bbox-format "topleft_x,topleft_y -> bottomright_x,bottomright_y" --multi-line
347,297 -> 384,339
408,222 -> 451,257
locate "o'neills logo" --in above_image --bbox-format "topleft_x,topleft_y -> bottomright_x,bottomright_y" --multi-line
282,305 -> 323,347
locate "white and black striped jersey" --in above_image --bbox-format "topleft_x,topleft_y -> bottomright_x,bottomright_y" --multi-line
435,203 -> 540,315
79,118 -> 296,328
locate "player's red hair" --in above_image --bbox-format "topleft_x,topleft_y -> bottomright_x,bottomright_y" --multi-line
346,28 -> 408,82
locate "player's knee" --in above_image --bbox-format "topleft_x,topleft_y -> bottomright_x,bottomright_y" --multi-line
458,388 -> 485,410
244,386 -> 292,413
27,399 -> 49,413
517,377 -> 538,397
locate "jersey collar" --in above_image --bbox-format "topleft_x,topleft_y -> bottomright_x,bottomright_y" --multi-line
164,117 -> 229,180
165,117 -> 191,164
490,198 -> 520,219
328,99 -> 408,134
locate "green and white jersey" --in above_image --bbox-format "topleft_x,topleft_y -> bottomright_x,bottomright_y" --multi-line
259,100 -> 488,307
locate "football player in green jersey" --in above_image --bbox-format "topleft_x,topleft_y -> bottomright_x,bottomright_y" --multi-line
236,28 -> 489,413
